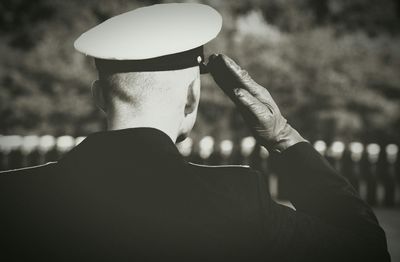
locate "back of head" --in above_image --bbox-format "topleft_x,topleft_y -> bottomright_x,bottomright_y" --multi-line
98,66 -> 199,113
92,66 -> 201,142
74,3 -> 222,141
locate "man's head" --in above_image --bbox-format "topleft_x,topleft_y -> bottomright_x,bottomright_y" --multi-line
92,66 -> 201,142
74,3 -> 222,142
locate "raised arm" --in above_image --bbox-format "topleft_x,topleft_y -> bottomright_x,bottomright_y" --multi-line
208,54 -> 390,261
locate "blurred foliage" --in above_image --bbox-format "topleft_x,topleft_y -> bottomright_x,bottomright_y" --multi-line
0,0 -> 399,144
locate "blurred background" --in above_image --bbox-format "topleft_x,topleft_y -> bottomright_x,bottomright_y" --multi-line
1,0 -> 399,141
0,0 -> 399,259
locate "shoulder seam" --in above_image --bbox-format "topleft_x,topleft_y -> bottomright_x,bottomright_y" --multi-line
188,162 -> 250,169
0,162 -> 57,174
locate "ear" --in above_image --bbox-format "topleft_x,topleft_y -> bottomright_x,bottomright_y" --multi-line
178,76 -> 201,142
184,78 -> 200,116
91,80 -> 106,113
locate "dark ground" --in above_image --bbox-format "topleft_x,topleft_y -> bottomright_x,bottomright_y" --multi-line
375,208 -> 400,261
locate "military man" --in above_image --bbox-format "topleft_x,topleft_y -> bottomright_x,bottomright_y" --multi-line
0,3 -> 390,261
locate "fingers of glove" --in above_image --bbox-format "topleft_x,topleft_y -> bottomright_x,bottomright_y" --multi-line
207,54 -> 241,101
234,88 -> 272,118
208,54 -> 277,110
224,56 -> 282,113
221,55 -> 272,102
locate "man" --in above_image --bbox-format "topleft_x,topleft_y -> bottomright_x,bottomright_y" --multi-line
0,3 -> 390,261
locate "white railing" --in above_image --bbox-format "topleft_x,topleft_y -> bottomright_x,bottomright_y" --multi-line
0,135 -> 399,207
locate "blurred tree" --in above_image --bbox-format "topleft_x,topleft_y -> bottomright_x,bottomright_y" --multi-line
0,0 -> 399,145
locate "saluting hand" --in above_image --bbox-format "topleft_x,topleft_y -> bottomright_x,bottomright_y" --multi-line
207,54 -> 306,152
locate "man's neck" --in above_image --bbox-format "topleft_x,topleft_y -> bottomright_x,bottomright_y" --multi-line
107,113 -> 180,143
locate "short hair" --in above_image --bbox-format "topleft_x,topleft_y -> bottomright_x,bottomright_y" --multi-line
97,66 -> 200,111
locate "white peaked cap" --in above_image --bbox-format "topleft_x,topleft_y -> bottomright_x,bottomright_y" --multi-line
367,143 -> 380,155
220,140 -> 233,156
199,136 -> 214,159
21,135 -> 40,153
241,136 -> 256,157
75,136 -> 86,146
0,135 -> 23,153
56,136 -> 76,152
38,135 -> 56,152
331,141 -> 345,155
74,3 -> 222,60
177,137 -> 193,157
350,142 -> 364,154
314,140 -> 327,154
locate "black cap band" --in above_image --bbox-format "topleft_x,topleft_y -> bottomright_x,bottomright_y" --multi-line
95,46 -> 207,74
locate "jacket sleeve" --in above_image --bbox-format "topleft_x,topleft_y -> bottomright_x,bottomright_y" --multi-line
257,142 -> 390,261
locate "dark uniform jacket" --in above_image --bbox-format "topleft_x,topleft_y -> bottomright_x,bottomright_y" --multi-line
0,128 -> 390,261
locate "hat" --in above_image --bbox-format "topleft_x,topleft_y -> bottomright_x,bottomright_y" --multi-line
74,3 -> 222,74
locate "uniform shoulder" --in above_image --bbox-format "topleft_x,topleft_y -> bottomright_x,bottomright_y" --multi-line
0,162 -> 57,177
187,162 -> 264,205
188,162 -> 260,178
189,162 -> 251,170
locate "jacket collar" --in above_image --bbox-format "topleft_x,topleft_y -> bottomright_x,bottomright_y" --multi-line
59,127 -> 185,167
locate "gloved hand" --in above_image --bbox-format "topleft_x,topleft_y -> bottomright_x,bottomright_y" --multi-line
207,54 -> 306,153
